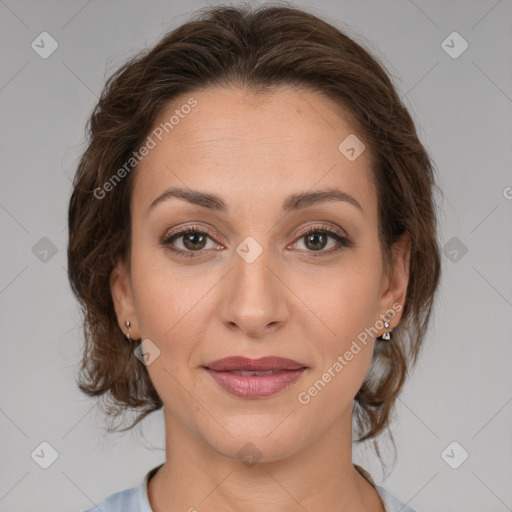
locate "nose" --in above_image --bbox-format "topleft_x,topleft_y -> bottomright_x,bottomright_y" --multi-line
218,244 -> 289,337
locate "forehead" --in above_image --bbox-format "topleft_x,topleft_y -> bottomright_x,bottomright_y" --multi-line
131,85 -> 376,220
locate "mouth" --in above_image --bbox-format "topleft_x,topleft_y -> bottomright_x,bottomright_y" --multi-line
202,356 -> 308,398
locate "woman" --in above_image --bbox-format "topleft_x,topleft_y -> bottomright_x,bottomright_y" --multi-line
68,4 -> 441,511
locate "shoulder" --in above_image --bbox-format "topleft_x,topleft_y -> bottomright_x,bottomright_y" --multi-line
81,464 -> 162,512
376,485 -> 419,512
81,480 -> 145,512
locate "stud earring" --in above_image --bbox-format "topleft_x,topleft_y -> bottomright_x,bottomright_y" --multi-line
379,311 -> 394,341
125,320 -> 133,343
381,321 -> 392,340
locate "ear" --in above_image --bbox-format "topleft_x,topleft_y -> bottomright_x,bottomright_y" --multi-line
376,232 -> 411,329
110,256 -> 140,339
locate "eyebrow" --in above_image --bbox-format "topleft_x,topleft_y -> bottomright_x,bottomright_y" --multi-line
147,186 -> 363,214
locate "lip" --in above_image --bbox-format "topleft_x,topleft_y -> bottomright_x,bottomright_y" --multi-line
204,356 -> 306,372
202,356 -> 308,399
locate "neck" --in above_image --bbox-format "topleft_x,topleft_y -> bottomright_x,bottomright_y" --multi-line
147,408 -> 385,512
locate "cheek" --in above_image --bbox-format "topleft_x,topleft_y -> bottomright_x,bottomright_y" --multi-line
130,248 -> 224,367
296,268 -> 379,412
132,273 -> 204,351
299,254 -> 382,342
129,264 -> 209,416
297,345 -> 374,424
295,252 -> 381,400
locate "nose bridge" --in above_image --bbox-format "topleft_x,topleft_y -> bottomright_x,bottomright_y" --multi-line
219,236 -> 287,334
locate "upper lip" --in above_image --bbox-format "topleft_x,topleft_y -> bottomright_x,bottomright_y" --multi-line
204,356 -> 307,371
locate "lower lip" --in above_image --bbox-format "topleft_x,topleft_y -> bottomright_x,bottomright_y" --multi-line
204,368 -> 307,398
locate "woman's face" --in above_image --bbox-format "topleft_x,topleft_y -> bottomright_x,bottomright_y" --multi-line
110,84 -> 409,461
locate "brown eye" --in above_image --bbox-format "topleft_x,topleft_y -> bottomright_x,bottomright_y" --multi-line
303,231 -> 330,251
161,226 -> 220,258
291,225 -> 353,257
180,232 -> 208,251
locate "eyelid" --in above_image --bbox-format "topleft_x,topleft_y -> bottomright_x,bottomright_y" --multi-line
162,223 -> 223,243
292,222 -> 349,241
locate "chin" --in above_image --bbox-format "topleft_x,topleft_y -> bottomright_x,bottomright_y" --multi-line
201,417 -> 309,465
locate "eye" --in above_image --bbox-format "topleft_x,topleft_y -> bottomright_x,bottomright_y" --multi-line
161,223 -> 353,259
160,225 -> 221,258
289,225 -> 353,257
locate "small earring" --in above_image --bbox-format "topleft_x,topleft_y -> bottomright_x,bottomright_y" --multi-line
381,320 -> 392,341
125,320 -> 133,343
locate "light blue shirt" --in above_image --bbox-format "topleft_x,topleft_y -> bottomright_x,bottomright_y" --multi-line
83,464 -> 418,512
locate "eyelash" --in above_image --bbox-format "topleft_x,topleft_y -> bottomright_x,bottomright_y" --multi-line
161,224 -> 353,259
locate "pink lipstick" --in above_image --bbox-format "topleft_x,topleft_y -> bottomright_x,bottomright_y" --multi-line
203,356 -> 307,398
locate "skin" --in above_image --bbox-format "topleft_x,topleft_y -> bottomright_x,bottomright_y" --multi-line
110,84 -> 410,512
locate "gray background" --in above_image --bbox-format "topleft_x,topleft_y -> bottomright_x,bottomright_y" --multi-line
1,0 -> 511,511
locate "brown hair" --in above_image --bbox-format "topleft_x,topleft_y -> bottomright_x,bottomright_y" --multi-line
67,2 -> 442,469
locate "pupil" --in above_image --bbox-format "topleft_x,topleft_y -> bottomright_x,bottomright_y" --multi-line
306,233 -> 326,250
184,233 -> 206,250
